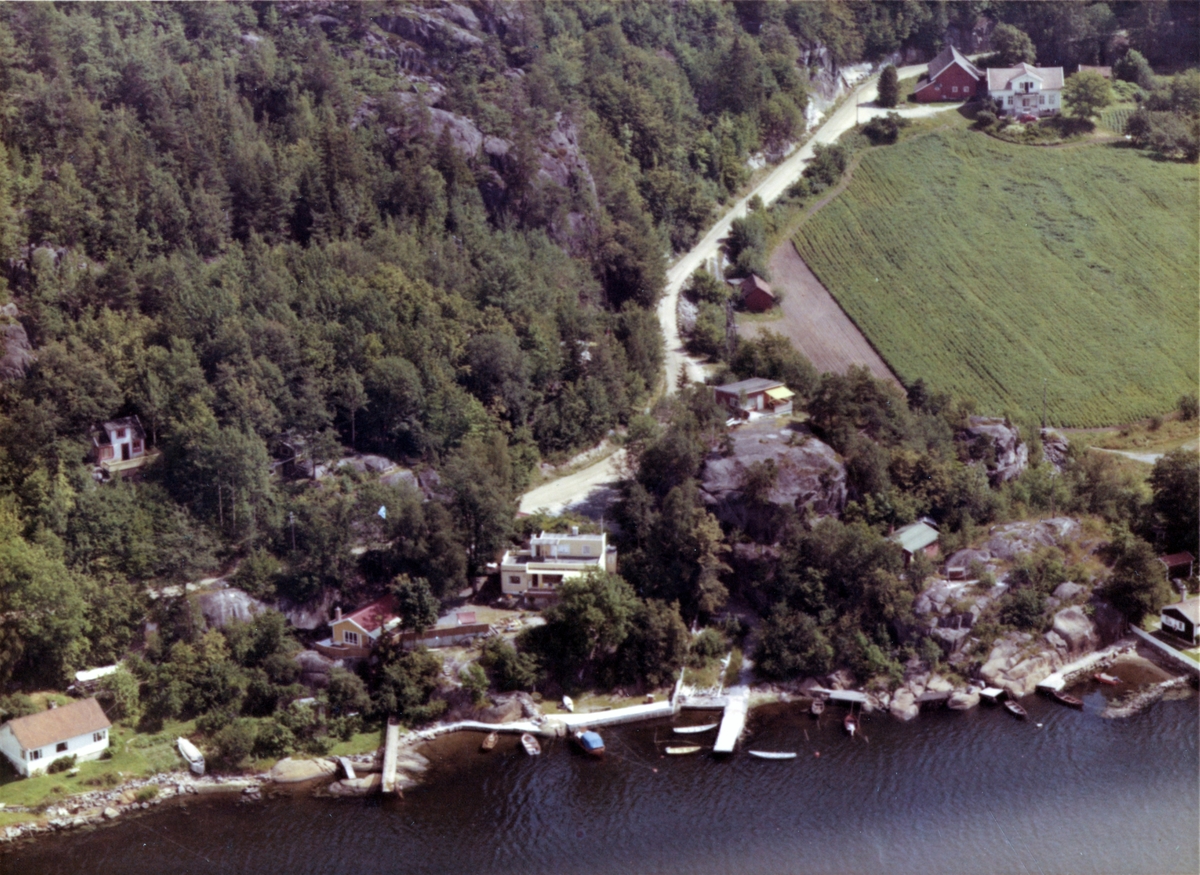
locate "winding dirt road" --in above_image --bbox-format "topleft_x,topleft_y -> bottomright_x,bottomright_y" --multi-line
525,63 -> 950,515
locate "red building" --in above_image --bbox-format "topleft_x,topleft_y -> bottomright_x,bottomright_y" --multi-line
914,45 -> 984,103
732,274 -> 777,312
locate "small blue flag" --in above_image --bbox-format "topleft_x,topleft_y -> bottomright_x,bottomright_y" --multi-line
377,505 -> 387,520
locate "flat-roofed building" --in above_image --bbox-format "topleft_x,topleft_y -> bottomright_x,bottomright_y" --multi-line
500,528 -> 616,602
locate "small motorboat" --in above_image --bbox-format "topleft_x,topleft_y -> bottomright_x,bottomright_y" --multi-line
673,722 -> 719,735
571,728 -> 605,757
177,737 -> 205,776
1094,672 -> 1120,686
521,733 -> 542,756
561,695 -> 575,713
810,699 -> 825,717
748,750 -> 798,760
481,731 -> 499,752
665,745 -> 702,755
843,712 -> 857,737
1004,699 -> 1028,719
1052,690 -> 1084,709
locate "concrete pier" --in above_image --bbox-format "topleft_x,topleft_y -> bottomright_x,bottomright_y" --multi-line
1036,640 -> 1138,693
713,687 -> 749,754
381,719 -> 400,794
547,700 -> 676,733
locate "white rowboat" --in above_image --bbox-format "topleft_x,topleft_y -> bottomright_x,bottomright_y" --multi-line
673,723 -> 719,735
177,737 -> 205,776
748,751 -> 797,760
665,745 -> 703,755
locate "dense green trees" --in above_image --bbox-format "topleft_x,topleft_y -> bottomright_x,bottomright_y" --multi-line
1062,70 -> 1113,119
991,23 -> 1038,66
877,65 -> 900,108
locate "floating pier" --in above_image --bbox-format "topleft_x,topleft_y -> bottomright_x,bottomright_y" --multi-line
713,687 -> 749,754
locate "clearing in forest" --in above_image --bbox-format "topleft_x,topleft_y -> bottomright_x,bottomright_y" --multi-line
792,129 -> 1199,427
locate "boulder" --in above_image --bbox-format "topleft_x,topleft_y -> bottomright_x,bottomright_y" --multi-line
947,688 -> 981,710
1040,428 -> 1070,471
944,548 -> 992,580
930,626 -> 971,654
825,669 -> 856,690
477,697 -> 523,724
103,807 -> 119,820
1052,582 -> 1086,602
986,518 -> 1080,562
1050,606 -> 1098,656
269,757 -> 337,784
196,587 -> 268,629
924,674 -> 954,694
964,417 -> 1028,483
889,688 -> 919,721
0,321 -> 34,381
327,773 -> 382,797
701,421 -> 846,533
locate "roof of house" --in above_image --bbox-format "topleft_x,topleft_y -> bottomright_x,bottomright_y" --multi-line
740,274 -> 775,299
987,63 -> 1065,92
92,415 -> 146,446
925,45 -> 982,82
3,698 -> 111,751
890,521 -> 940,554
340,595 -> 400,634
1158,552 -> 1195,567
1162,597 -> 1200,624
714,377 -> 785,396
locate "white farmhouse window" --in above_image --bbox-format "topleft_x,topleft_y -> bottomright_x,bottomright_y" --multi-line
343,630 -> 360,646
56,741 -> 68,753
94,731 -> 106,743
28,749 -> 41,761
1039,95 -> 1045,105
1007,97 -> 1013,106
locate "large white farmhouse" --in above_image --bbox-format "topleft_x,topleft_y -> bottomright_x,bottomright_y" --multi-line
987,63 -> 1064,116
0,698 -> 111,777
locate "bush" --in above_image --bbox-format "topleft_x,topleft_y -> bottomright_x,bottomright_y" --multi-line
135,786 -> 159,802
1179,393 -> 1198,421
863,113 -> 907,145
478,637 -> 540,692
47,755 -> 78,774
688,628 -> 727,667
723,648 -> 743,687
252,719 -> 296,759
211,719 -> 256,769
1000,587 -> 1046,629
459,664 -> 489,706
974,110 -> 997,130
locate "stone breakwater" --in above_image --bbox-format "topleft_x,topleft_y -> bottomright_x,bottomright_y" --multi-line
1,772 -> 269,845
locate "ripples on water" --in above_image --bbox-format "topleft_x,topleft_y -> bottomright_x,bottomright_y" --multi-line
6,688 -> 1197,875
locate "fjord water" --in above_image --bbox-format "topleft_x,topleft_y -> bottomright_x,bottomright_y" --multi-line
7,689 -> 1197,875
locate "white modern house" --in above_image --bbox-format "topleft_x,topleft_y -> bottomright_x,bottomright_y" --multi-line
500,528 -> 617,601
987,63 -> 1064,116
0,698 -> 111,777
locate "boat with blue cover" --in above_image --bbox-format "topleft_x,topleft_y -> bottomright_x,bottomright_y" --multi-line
571,728 -> 605,757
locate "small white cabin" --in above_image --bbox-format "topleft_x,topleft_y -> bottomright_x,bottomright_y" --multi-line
0,698 -> 111,777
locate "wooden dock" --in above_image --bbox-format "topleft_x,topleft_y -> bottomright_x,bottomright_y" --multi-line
381,718 -> 400,794
713,687 -> 749,755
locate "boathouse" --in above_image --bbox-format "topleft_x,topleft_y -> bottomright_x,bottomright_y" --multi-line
0,698 -> 111,777
1157,552 -> 1195,581
1160,596 -> 1199,646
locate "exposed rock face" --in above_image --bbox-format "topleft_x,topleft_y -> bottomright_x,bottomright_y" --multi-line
269,757 -> 337,784
1040,428 -> 1070,471
328,773 -> 382,796
947,688 -> 981,710
985,518 -> 1080,562
277,588 -> 339,630
964,417 -> 1028,483
477,698 -> 523,724
1049,606 -> 1098,657
889,687 -> 919,721
0,319 -> 34,380
979,633 -> 1064,697
196,587 -> 268,629
825,668 -> 856,690
294,649 -> 336,688
1052,582 -> 1086,602
700,421 -> 846,535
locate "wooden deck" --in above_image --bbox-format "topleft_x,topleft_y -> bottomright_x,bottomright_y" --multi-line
713,687 -> 749,755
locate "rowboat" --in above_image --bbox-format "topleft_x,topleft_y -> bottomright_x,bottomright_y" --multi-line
810,699 -> 825,717
673,723 -> 718,735
843,712 -> 857,737
1004,699 -> 1028,719
665,745 -> 702,755
748,751 -> 798,760
1052,690 -> 1084,709
561,695 -> 574,713
571,728 -> 605,757
1094,672 -> 1120,686
520,733 -> 541,756
177,737 -> 205,776
481,731 -> 498,752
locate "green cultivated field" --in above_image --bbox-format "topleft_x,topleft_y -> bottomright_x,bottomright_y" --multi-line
793,130 -> 1199,427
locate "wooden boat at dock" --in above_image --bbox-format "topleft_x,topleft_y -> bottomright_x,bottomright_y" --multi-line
748,750 -> 798,760
810,699 -> 825,717
177,737 -> 205,776
1051,690 -> 1084,709
570,728 -> 605,758
843,712 -> 857,737
673,722 -> 719,735
1003,699 -> 1028,719
1094,672 -> 1120,686
665,745 -> 702,755
481,731 -> 498,752
520,733 -> 541,756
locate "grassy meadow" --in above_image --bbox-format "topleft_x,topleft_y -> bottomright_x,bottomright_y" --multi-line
793,128 -> 1199,427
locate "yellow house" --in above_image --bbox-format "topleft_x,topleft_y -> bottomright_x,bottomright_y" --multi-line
319,595 -> 401,658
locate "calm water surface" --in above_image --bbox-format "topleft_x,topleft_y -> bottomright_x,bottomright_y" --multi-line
6,686 -> 1198,875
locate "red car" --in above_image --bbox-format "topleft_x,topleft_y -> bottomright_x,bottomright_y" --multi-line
1017,113 -> 1038,123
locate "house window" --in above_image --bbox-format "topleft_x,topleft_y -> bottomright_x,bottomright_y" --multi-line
509,575 -> 521,585
93,731 -> 106,743
116,428 -> 126,439
582,545 -> 591,556
28,749 -> 41,761
56,742 -> 68,753
343,630 -> 360,646
952,86 -> 958,94
132,439 -> 143,453
1007,97 -> 1013,106
559,544 -> 570,555
1039,95 -> 1045,105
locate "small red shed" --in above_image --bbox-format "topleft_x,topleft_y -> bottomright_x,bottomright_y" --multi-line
736,274 -> 777,312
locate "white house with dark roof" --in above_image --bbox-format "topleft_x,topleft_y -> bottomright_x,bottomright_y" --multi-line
987,63 -> 1064,116
0,698 -> 111,777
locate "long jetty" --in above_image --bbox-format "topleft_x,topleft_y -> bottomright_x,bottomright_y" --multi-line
712,686 -> 749,754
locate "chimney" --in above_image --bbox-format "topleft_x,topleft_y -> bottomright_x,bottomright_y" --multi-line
335,606 -> 343,621
571,525 -> 579,536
